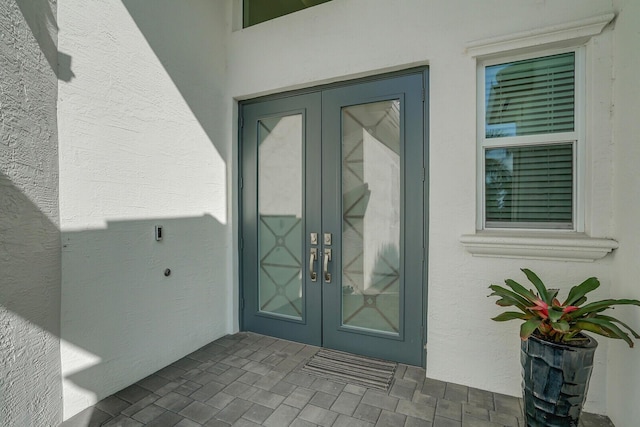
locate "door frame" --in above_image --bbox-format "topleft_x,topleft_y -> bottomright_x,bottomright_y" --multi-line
237,67 -> 429,367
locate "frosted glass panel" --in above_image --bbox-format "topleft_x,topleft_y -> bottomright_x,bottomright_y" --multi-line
341,100 -> 401,335
258,115 -> 303,319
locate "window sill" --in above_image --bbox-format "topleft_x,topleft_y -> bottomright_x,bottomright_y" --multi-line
459,232 -> 618,262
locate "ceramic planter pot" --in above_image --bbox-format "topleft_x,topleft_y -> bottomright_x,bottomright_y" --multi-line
520,334 -> 598,427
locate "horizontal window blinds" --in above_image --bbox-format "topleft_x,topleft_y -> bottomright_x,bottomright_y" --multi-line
485,144 -> 573,227
486,52 -> 575,138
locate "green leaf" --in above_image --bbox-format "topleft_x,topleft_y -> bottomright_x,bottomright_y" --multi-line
563,277 -> 600,306
596,315 -> 640,339
576,317 -> 634,347
504,279 -> 537,302
547,288 -> 560,302
574,296 -> 588,306
489,285 -> 530,311
570,299 -> 640,319
548,307 -> 563,323
520,318 -> 542,340
522,269 -> 550,305
492,312 -> 529,322
551,321 -> 570,333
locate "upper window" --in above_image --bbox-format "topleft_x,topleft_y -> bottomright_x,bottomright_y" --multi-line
243,0 -> 332,27
479,50 -> 583,231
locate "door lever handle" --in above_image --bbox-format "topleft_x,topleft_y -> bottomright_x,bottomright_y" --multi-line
323,248 -> 332,283
309,248 -> 318,282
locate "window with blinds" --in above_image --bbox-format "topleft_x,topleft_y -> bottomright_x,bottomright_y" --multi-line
481,52 -> 578,230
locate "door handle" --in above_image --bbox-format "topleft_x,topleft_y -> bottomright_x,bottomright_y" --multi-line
323,248 -> 332,283
309,248 -> 318,282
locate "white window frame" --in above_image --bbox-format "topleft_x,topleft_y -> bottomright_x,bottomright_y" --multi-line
476,47 -> 586,232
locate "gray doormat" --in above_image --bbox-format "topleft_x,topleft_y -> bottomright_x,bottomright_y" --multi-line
301,348 -> 397,391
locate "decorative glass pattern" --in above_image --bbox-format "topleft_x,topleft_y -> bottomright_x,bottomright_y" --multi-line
258,115 -> 303,319
341,100 -> 401,334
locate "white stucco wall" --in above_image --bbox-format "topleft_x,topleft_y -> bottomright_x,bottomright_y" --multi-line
57,0 -> 232,419
609,1 -> 640,426
0,1 -> 62,425
227,0 -> 625,415
50,0 -> 640,421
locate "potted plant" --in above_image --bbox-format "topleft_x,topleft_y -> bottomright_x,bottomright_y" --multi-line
489,268 -> 640,426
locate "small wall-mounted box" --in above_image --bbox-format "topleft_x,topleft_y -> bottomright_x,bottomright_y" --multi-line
155,225 -> 163,241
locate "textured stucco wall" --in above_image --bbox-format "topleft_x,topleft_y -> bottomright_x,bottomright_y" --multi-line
609,1 -> 640,426
0,1 -> 62,426
228,0 -> 621,415
57,0 -> 231,419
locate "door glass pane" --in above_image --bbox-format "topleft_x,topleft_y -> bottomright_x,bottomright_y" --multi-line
258,115 -> 303,319
341,100 -> 401,335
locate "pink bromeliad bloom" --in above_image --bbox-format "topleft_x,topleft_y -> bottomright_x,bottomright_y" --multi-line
563,305 -> 579,314
529,299 -> 549,319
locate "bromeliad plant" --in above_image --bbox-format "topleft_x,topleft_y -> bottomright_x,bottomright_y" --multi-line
489,268 -> 640,347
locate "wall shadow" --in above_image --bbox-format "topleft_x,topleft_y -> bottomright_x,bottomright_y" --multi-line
0,171 -> 62,424
60,214 -> 230,415
16,0 -> 75,81
121,0 -> 228,159
1,173 -> 229,424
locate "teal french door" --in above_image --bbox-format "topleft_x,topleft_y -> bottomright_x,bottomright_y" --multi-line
240,71 -> 427,365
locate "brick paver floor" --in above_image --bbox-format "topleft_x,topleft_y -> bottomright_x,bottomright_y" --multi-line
62,332 -> 614,427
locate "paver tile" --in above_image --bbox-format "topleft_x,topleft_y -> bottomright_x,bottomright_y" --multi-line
492,394 -> 522,418
362,389 -> 399,412
462,402 -> 489,420
206,392 -> 236,410
270,379 -> 297,396
214,398 -> 253,424
421,379 -> 446,399
298,404 -> 339,427
137,374 -> 172,393
433,415 -> 462,427
248,389 -> 286,409
155,391 -> 194,412
191,381 -> 226,402
116,384 -> 152,404
263,404 -> 300,427
467,388 -> 494,411
444,383 -> 468,403
309,391 -> 338,409
121,394 -> 161,417
397,399 -> 436,421
376,410 -> 406,427
290,419 -> 317,427
284,387 -> 315,409
175,419 -> 202,427
488,411 -> 518,427
242,403 -> 273,424
130,404 -> 166,424
102,414 -> 143,427
95,395 -> 131,417
436,399 -> 462,421
156,365 -> 187,381
344,384 -> 368,396
333,413 -> 375,427
146,411 -> 184,427
310,377 -> 345,395
330,391 -> 362,416
405,416 -> 433,427
353,403 -> 382,423
179,400 -> 218,424
390,379 -> 418,401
